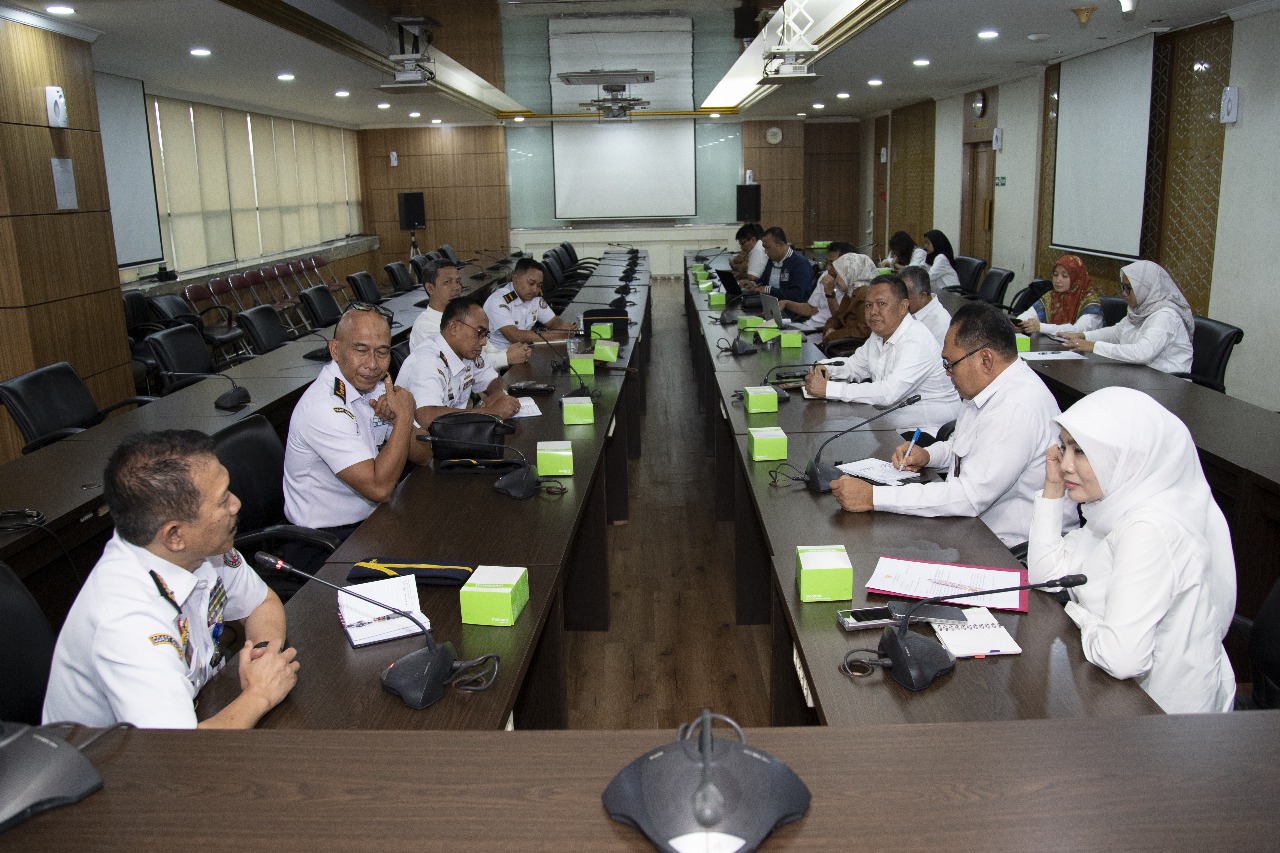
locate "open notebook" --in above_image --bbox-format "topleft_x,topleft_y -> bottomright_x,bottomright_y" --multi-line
931,607 -> 1021,658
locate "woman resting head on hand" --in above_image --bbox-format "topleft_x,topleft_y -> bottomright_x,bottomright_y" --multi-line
1029,387 -> 1236,713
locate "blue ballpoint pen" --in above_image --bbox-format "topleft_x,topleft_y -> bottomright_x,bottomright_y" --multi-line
899,427 -> 922,471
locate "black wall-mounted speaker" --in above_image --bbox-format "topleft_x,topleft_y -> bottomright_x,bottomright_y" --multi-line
736,184 -> 761,224
397,191 -> 426,231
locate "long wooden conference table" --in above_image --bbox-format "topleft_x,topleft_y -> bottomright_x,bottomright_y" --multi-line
6,249 -> 1279,849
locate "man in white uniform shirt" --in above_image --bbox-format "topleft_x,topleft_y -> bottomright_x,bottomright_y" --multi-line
482,258 -> 577,352
283,306 -> 430,572
732,222 -> 768,284
399,299 -> 521,429
830,302 -> 1076,547
901,264 -> 950,346
410,259 -> 530,369
804,274 -> 961,433
43,430 -> 298,729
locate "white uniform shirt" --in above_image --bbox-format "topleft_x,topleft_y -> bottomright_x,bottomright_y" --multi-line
872,358 -> 1076,547
1028,496 -> 1235,713
928,255 -> 961,292
746,240 -> 768,279
410,305 -> 509,369
42,536 -> 267,728
1016,304 -> 1104,335
1083,306 -> 1193,374
912,295 -> 951,345
397,333 -> 499,412
795,278 -> 835,330
283,359 -> 393,528
883,247 -> 927,268
483,282 -> 556,351
822,312 -> 961,432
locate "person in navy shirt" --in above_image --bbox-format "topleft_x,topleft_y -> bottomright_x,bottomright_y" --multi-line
745,226 -> 814,304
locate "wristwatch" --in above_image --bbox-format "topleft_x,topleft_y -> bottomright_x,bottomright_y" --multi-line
825,291 -> 836,298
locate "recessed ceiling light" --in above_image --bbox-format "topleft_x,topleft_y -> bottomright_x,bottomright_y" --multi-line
868,78 -> 883,86
334,90 -> 350,98
46,5 -> 74,14
709,112 -> 720,118
189,47 -> 211,57
913,58 -> 930,67
513,116 -> 526,122
836,92 -> 850,99
377,102 -> 391,109
979,30 -> 999,39
813,102 -> 825,109
409,111 -> 421,118
277,73 -> 295,81
431,118 -> 442,124
1028,33 -> 1050,42
796,112 -> 807,117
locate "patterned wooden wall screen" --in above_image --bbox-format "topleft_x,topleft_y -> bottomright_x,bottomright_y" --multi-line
887,100 -> 935,250
0,20 -> 134,463
804,123 -> 860,247
1037,19 -> 1232,313
742,120 -> 806,244
358,126 -> 511,275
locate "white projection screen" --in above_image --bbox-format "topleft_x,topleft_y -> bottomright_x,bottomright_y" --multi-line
95,73 -> 165,268
553,120 -> 697,219
1052,34 -> 1154,259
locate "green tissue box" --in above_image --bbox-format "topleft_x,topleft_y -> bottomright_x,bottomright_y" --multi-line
743,385 -> 778,414
737,316 -> 763,332
562,397 -> 594,425
708,291 -> 726,309
779,331 -> 803,348
747,426 -> 787,461
812,240 -> 831,249
698,280 -> 714,292
569,354 -> 596,378
1015,333 -> 1031,352
460,565 -> 529,627
877,268 -> 893,275
593,340 -> 619,362
537,440 -> 574,476
754,321 -> 780,343
795,545 -> 854,603
590,322 -> 613,341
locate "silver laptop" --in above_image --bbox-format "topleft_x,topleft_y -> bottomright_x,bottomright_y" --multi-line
759,293 -> 807,331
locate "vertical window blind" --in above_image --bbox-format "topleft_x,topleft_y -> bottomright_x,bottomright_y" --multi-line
148,95 -> 363,273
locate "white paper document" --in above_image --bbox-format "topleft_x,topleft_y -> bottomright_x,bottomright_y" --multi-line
337,575 -> 430,647
865,556 -> 1029,612
513,397 -> 542,418
836,458 -> 919,486
1020,351 -> 1088,362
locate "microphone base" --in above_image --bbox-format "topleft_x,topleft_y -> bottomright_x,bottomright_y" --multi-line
493,464 -> 540,499
214,387 -> 251,411
878,627 -> 956,691
729,338 -> 757,356
381,641 -> 458,709
805,460 -> 844,493
563,386 -> 593,398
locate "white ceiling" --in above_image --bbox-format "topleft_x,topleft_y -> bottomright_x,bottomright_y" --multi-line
2,0 -> 1252,127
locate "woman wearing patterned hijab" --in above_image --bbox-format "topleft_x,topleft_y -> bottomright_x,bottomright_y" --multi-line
1016,254 -> 1102,335
1027,388 -> 1235,713
1061,260 -> 1193,373
819,252 -> 878,344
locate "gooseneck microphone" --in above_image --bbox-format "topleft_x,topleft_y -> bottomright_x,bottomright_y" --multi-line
253,552 -> 471,709
878,575 -> 1088,691
161,371 -> 252,411
763,361 -> 844,384
691,709 -> 725,827
415,434 -> 541,499
805,393 -> 921,493
533,328 -> 595,398
710,292 -> 743,326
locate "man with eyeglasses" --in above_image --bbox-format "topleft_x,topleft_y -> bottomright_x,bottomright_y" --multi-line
282,305 -> 430,572
483,258 -> 577,352
829,301 -> 1075,547
410,259 -> 531,369
731,222 -> 767,283
805,274 -> 960,433
398,298 -> 521,429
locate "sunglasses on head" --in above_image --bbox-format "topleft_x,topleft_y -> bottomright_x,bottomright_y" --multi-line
344,301 -> 394,325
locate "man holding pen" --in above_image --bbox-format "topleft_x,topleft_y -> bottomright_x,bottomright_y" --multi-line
830,302 -> 1075,548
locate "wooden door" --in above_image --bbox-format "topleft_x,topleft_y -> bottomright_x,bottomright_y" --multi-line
960,141 -> 995,261
872,116 -> 889,259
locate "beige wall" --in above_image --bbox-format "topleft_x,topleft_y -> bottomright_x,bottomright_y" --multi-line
1210,7 -> 1280,410
989,73 -> 1044,286
932,94 -> 964,243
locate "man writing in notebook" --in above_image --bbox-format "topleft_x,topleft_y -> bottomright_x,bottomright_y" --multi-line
830,302 -> 1075,547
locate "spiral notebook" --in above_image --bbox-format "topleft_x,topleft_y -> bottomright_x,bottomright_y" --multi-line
931,607 -> 1021,658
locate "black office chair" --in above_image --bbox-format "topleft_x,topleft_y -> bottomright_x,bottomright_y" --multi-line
818,335 -> 867,358
560,241 -> 599,270
1232,575 -> 1280,710
972,267 -> 1014,306
1099,296 -> 1128,328
1173,316 -> 1244,394
946,256 -> 986,296
146,324 -> 251,395
1007,279 -> 1052,316
0,560 -> 57,725
410,254 -> 435,285
389,340 -> 411,382
212,415 -> 340,601
384,261 -> 417,294
150,293 -> 249,367
123,290 -> 163,393
346,271 -> 385,305
237,305 -> 292,354
0,362 -> 156,454
300,285 -> 344,329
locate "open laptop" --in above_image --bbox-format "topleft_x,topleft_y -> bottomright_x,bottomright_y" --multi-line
715,269 -> 762,310
759,293 -> 808,331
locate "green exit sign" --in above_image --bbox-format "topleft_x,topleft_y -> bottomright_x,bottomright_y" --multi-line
995,176 -> 1006,187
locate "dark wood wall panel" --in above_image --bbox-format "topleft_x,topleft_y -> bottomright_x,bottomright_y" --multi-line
742,120 -> 805,244
0,20 -> 99,130
803,123 -> 860,246
0,124 -> 109,216
887,99 -> 935,247
0,212 -> 117,307
357,126 -> 510,276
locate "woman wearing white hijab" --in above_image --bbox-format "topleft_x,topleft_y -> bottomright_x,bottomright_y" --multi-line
1060,261 -> 1194,373
1027,387 -> 1236,713
779,252 -> 877,332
